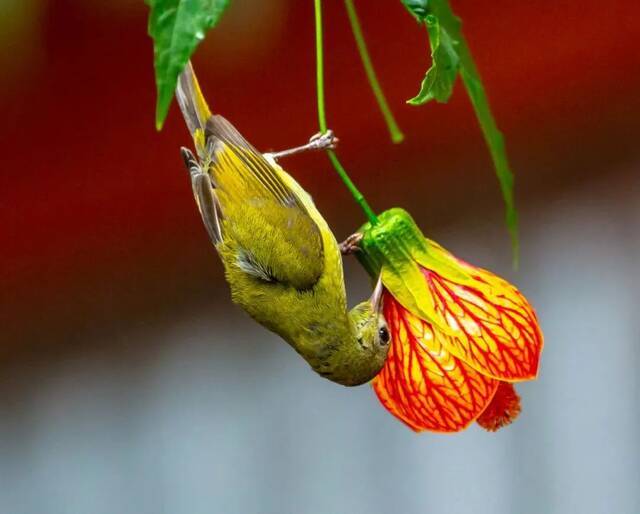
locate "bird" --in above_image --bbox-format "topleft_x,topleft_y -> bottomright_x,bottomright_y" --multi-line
174,63 -> 390,386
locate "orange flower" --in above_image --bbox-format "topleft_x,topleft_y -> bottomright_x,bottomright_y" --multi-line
357,209 -> 543,433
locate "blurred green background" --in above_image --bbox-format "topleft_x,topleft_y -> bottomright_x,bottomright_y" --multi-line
1,1 -> 639,513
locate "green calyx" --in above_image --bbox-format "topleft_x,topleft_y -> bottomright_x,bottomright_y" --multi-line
356,208 -> 426,278
356,208 -> 442,329
358,208 -> 473,284
356,208 -> 473,334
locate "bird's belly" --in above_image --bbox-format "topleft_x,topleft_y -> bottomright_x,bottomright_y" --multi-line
225,266 -> 345,361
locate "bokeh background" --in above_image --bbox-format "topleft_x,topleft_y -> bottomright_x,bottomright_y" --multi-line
1,0 -> 640,513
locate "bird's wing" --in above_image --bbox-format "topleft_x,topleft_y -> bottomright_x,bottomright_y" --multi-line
205,115 -> 325,290
180,147 -> 222,245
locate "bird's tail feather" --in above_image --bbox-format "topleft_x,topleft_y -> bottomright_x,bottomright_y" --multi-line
176,62 -> 212,157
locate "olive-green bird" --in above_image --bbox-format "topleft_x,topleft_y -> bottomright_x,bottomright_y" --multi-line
175,63 -> 390,386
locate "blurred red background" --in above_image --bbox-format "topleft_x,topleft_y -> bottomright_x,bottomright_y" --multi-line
1,0 -> 639,355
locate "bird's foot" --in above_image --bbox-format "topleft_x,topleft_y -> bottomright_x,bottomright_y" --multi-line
308,130 -> 339,151
180,147 -> 200,176
339,232 -> 363,255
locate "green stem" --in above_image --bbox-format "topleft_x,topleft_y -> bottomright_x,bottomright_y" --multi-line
326,150 -> 378,223
314,0 -> 378,225
314,0 -> 327,133
343,0 -> 404,144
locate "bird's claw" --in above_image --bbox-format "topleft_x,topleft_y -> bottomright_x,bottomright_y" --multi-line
339,232 -> 363,255
309,130 -> 339,151
180,147 -> 201,176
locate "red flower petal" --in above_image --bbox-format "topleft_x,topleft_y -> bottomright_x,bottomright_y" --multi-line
476,381 -> 522,431
374,293 -> 499,432
420,263 -> 543,381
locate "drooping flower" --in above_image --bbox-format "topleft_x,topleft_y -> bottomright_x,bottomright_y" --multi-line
356,208 -> 543,432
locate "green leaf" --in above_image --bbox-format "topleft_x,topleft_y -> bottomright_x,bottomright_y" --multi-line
401,0 -> 519,264
147,0 -> 230,130
407,14 -> 459,105
459,64 -> 519,265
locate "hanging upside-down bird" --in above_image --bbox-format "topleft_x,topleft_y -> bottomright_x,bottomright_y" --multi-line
175,63 -> 390,386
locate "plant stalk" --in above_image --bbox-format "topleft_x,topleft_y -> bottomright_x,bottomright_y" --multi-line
344,0 -> 404,144
314,0 -> 378,225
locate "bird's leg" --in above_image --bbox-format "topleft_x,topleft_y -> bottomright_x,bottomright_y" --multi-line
339,232 -> 363,255
180,146 -> 200,176
265,130 -> 339,161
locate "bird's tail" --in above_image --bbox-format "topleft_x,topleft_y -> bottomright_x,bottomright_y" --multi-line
175,62 -> 212,158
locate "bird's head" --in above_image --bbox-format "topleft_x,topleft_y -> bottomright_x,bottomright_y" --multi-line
344,278 -> 391,385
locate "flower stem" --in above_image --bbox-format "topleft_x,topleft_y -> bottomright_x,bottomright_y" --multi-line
344,0 -> 404,144
314,0 -> 378,225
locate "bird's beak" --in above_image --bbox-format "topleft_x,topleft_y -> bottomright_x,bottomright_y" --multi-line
370,275 -> 384,314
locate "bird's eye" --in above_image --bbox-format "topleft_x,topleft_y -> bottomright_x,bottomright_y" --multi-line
378,326 -> 390,345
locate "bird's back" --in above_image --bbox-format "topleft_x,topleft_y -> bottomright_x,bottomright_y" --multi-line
198,116 -> 352,359
175,62 -> 353,367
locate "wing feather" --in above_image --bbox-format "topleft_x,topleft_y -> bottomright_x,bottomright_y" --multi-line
175,65 -> 325,288
204,116 -> 325,289
205,116 -> 302,208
